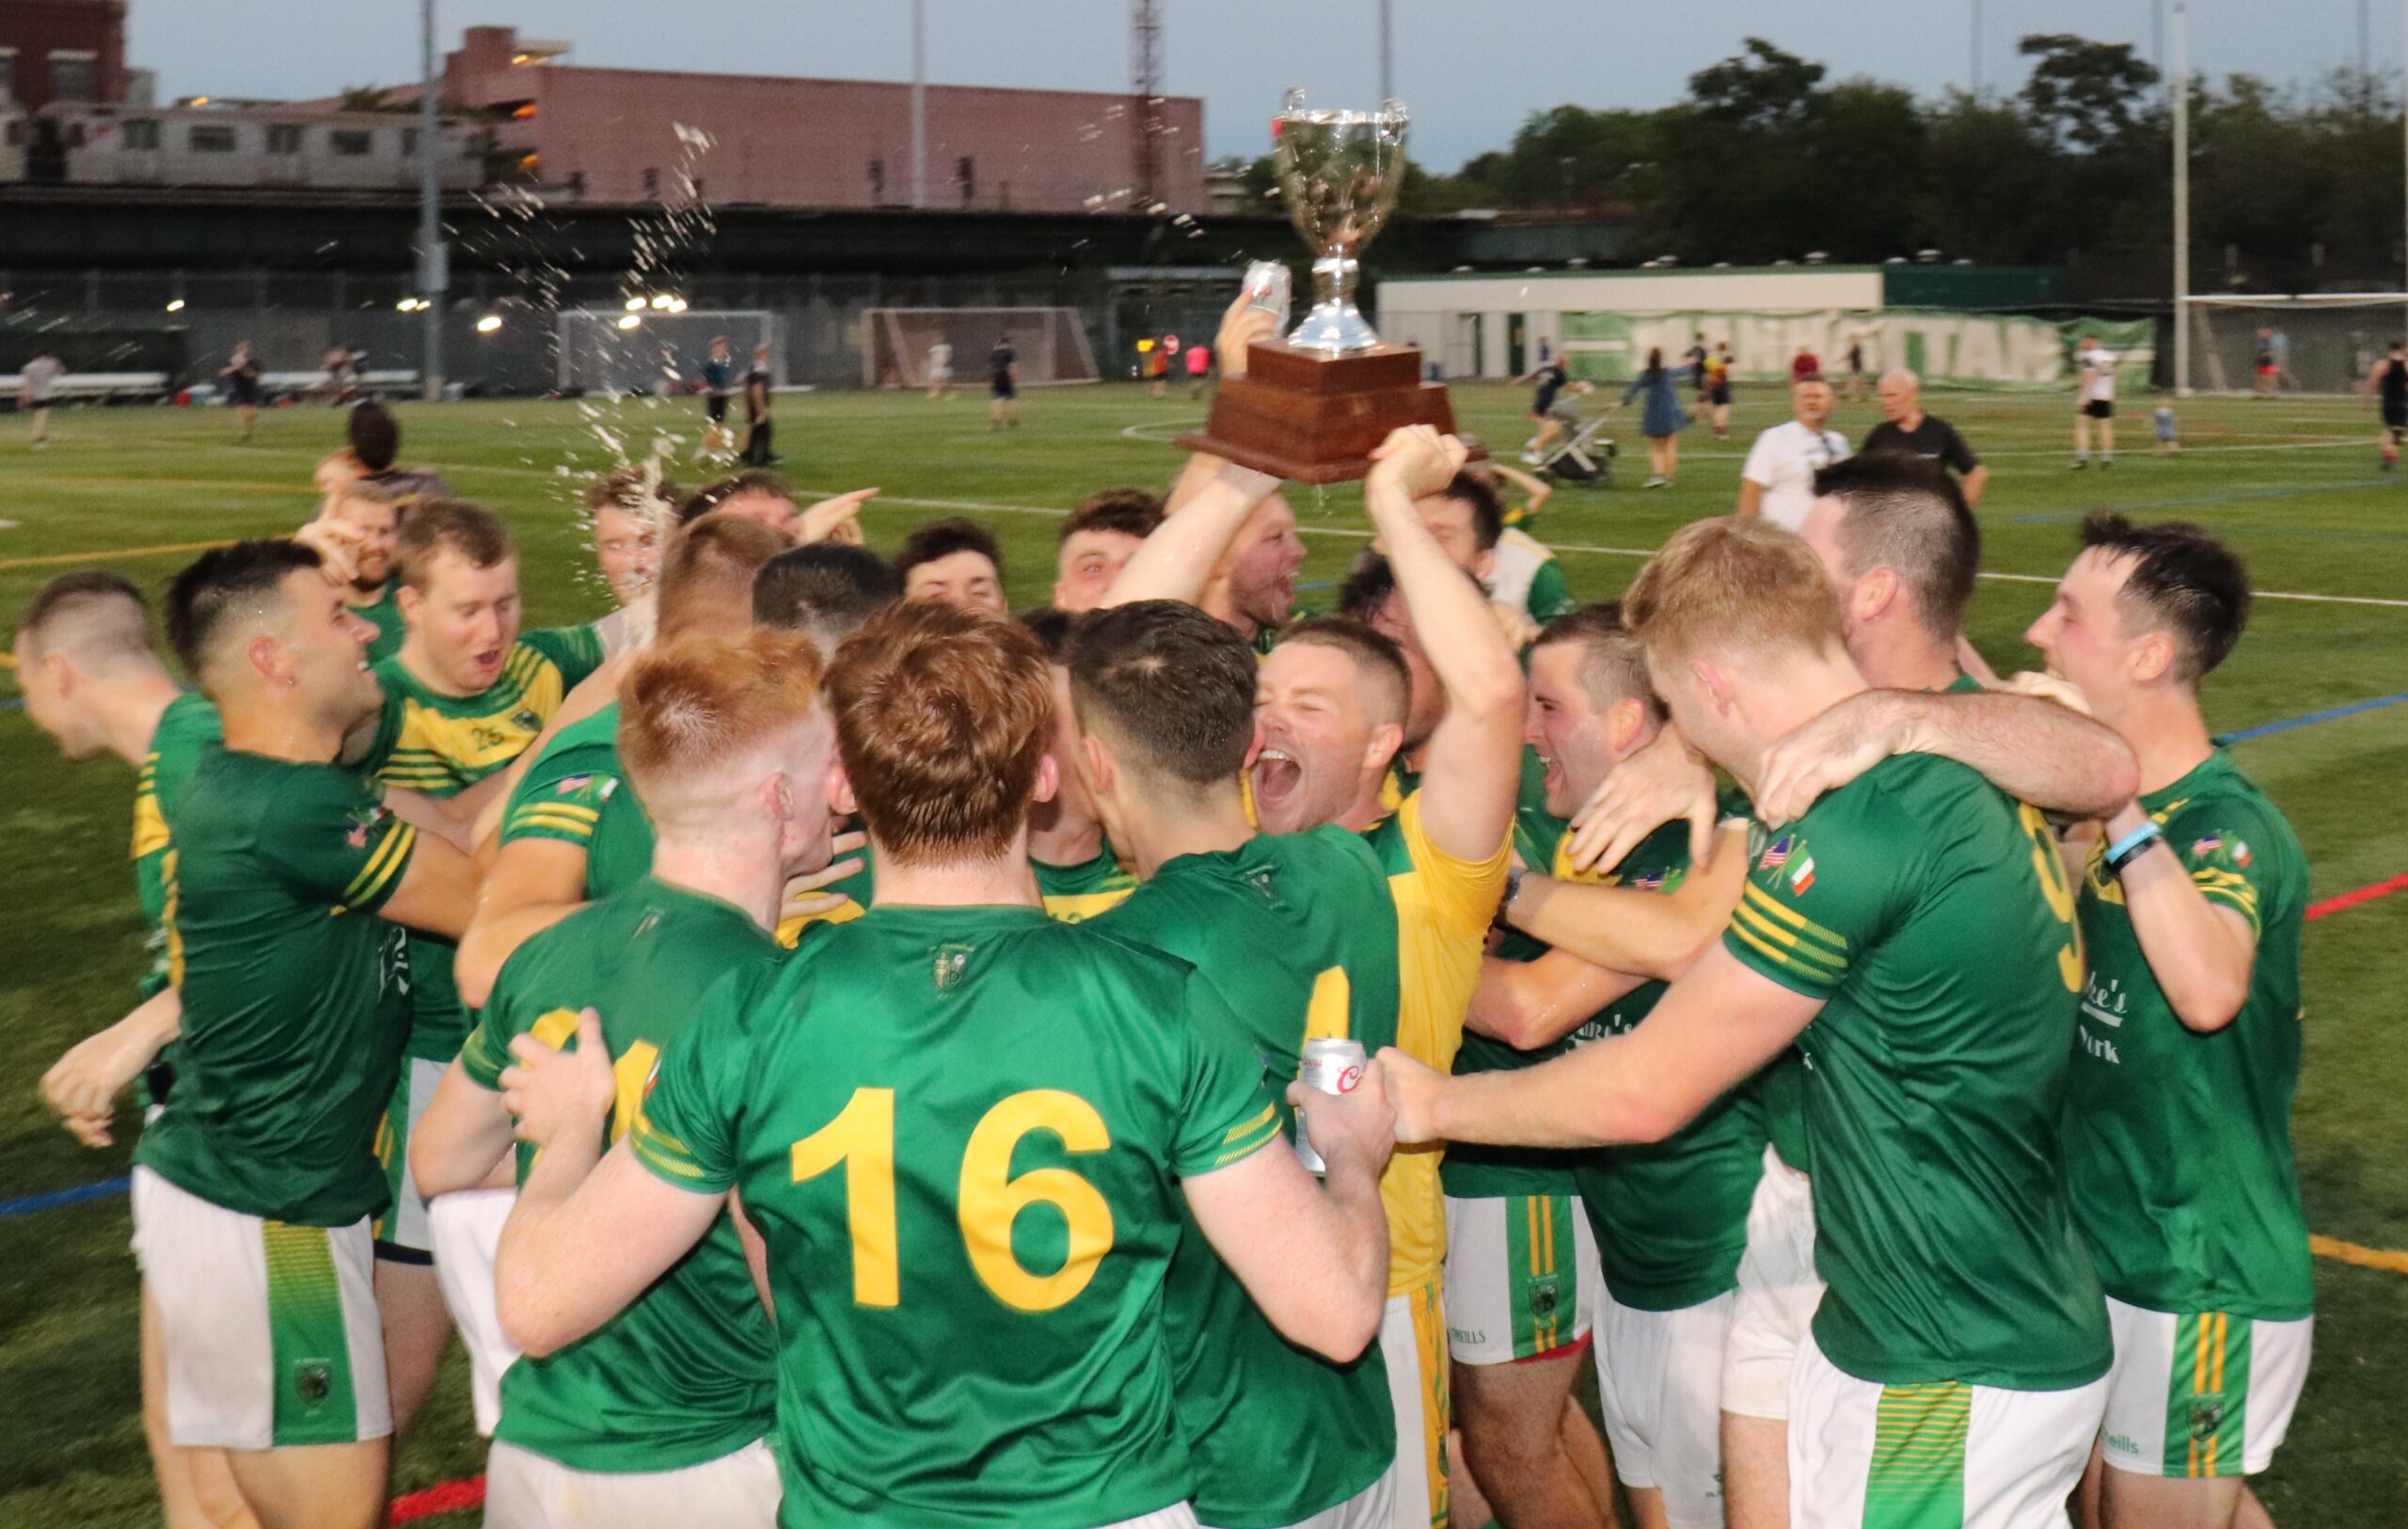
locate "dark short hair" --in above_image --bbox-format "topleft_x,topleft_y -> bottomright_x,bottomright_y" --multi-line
1016,604 -> 1074,660
16,569 -> 149,662
1531,601 -> 1662,724
346,402 -> 400,471
1434,470 -> 1504,552
1339,552 -> 1397,623
1812,453 -> 1980,641
395,500 -> 515,592
1058,488 -> 1164,546
678,470 -> 792,526
1067,600 -> 1258,787
1275,615 -> 1411,729
2079,513 -> 2252,681
753,543 -> 902,649
588,466 -> 680,516
895,518 -> 1004,583
165,539 -> 324,678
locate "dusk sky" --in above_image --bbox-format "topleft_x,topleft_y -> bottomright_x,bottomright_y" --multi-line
140,2 -> 2391,171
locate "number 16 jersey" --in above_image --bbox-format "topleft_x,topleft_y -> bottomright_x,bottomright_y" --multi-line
634,902 -> 1281,1529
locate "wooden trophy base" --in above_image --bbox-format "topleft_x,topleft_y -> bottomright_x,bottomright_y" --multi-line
1174,339 -> 1470,485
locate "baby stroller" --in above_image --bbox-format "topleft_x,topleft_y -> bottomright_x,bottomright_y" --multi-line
1533,407 -> 1617,486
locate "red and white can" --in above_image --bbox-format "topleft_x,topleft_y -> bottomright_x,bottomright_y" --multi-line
1293,1038 -> 1369,1174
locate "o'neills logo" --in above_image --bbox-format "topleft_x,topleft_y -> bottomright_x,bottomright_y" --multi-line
1336,1063 -> 1365,1092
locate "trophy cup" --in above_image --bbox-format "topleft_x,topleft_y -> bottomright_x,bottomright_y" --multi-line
1175,91 -> 1467,484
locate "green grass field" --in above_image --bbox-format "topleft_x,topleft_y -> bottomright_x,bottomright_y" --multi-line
2,382 -> 2403,1527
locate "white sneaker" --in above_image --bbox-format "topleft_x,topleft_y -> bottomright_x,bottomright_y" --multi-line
1520,449 -> 1545,465
1643,475 -> 1669,488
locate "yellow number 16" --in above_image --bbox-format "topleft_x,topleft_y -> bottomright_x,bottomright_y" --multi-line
791,1087 -> 1116,1314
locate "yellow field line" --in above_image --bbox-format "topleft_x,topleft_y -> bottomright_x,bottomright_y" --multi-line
0,538 -> 235,571
2311,1234 -> 2408,1276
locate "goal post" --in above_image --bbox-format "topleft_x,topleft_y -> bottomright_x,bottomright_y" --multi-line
864,307 -> 1100,389
554,310 -> 780,396
2179,295 -> 2408,395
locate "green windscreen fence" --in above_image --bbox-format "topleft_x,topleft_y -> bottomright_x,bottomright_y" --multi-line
1558,309 -> 2155,391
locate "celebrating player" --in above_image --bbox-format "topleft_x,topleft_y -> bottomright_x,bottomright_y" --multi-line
489,598 -> 1395,1524
1384,518 -> 2130,1529
895,517 -> 1008,613
313,482 -> 409,662
1054,488 -> 1164,613
584,468 -> 672,657
134,540 -> 480,1529
412,629 -> 841,1528
2027,517 -> 2309,1529
1073,598 -> 1408,1529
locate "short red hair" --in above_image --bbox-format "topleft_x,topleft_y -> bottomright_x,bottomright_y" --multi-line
619,629 -> 827,827
827,600 -> 1051,867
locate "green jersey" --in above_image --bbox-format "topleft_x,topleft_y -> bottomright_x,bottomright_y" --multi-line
1721,755 -> 2110,1390
633,903 -> 1282,1528
1093,828 -> 1400,1528
349,584 -> 408,664
135,746 -> 419,1224
461,878 -> 784,1473
1568,819 -> 1766,1312
1441,753 -> 1596,1198
2064,753 -> 2311,1320
365,626 -> 606,1062
1032,838 -> 1137,924
132,692 -> 222,999
499,701 -> 655,899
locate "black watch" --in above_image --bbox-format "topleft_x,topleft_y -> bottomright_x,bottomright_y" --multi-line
1497,866 -> 1527,927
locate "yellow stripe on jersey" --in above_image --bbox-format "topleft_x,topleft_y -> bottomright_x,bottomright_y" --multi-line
776,900 -> 866,948
2191,868 -> 2261,933
131,781 -> 168,862
1039,887 -> 1136,924
1731,883 -> 1849,982
1224,1102 -> 1278,1145
341,822 -> 418,909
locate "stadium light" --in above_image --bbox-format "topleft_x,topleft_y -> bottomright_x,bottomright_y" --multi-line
667,297 -> 689,313
617,314 -> 642,331
649,294 -> 674,311
475,314 -> 503,334
165,298 -> 185,312
624,296 -> 646,312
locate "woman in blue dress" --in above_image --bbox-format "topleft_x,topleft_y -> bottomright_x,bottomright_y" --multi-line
1617,347 -> 1696,488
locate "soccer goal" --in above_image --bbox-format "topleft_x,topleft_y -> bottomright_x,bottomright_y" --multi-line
2179,295 -> 2408,395
554,310 -> 780,396
863,307 -> 1100,389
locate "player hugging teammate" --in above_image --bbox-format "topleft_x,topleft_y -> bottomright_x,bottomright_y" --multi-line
25,298 -> 2314,1529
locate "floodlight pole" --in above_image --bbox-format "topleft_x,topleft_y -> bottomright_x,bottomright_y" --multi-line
1970,0 -> 1982,97
418,0 -> 445,403
1378,0 -> 1393,104
911,0 -> 927,209
2172,3 -> 2191,396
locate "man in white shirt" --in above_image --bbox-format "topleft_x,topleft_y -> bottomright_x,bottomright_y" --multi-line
20,350 -> 65,450
2074,335 -> 2117,469
1736,376 -> 1849,532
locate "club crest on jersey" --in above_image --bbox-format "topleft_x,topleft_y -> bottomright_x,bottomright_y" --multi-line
1758,834 -> 1794,871
510,709 -> 542,733
932,944 -> 974,994
1787,854 -> 1816,895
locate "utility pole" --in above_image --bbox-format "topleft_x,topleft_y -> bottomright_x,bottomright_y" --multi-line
1970,0 -> 1983,98
911,0 -> 927,209
2173,2 -> 2192,396
1378,0 -> 1394,104
418,0 -> 445,402
1131,0 -> 1162,206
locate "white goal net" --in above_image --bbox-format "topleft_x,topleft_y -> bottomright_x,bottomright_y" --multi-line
2181,295 -> 2408,395
554,310 -> 780,396
864,307 -> 1100,389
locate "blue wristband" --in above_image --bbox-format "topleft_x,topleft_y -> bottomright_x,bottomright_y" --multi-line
2105,820 -> 2163,875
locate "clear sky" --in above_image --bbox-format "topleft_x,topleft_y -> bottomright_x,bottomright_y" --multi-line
137,1 -> 2392,171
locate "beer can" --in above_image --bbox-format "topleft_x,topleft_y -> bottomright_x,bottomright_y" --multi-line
1242,259 -> 1292,333
1292,1037 -> 1369,1174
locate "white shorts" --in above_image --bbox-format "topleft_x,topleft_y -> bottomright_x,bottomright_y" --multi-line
1790,1334 -> 2106,1529
1721,1145 -> 1822,1421
2097,1298 -> 2310,1479
373,1056 -> 446,1257
1442,1191 -> 1600,1364
1203,1466 -> 1396,1529
130,1166 -> 391,1451
1380,1282 -> 1449,1529
485,1437 -> 780,1529
428,1187 -> 522,1437
1595,1290 -> 1732,1529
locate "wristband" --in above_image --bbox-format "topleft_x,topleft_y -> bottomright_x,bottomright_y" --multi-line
2104,820 -> 2164,875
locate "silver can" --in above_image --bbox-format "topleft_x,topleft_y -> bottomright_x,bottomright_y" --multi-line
1292,1037 -> 1369,1174
1241,259 -> 1292,333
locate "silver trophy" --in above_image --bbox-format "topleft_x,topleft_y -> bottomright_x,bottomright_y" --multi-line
1274,89 -> 1408,354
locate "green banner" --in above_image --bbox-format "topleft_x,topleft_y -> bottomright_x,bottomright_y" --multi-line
1558,309 -> 2156,391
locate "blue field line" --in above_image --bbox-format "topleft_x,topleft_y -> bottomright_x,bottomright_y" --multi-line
0,1174 -> 129,1218
2219,691 -> 2408,743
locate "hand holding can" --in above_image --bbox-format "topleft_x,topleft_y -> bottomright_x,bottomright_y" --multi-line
1289,1038 -> 1395,1178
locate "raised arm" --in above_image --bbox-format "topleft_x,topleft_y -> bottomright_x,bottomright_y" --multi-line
1364,428 -> 1525,861
1384,943 -> 1821,1150
1182,1075 -> 1394,1362
1752,687 -> 2141,826
1101,460 -> 1281,609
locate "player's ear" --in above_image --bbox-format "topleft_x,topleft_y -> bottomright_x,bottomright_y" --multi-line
828,758 -> 859,819
1859,566 -> 1901,626
1474,547 -> 1497,584
2131,629 -> 2177,686
1364,722 -> 1404,774
1029,751 -> 1061,808
1080,733 -> 1114,798
247,631 -> 291,687
396,582 -> 422,628
1605,696 -> 1647,756
1689,657 -> 1735,714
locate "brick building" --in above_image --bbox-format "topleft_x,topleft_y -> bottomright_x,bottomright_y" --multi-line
440,25 -> 1206,215
0,0 -> 129,110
